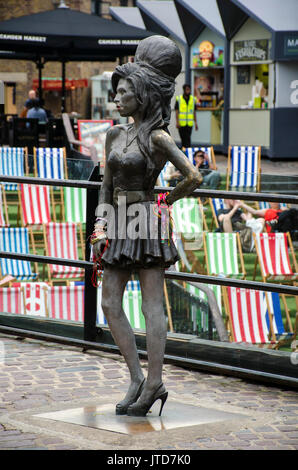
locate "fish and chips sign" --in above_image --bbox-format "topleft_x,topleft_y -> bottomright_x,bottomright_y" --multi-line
234,39 -> 269,62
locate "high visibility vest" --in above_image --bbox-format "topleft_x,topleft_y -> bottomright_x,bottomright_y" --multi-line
176,95 -> 196,127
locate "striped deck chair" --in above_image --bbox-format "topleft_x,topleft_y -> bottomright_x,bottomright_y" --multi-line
0,146 -> 28,192
265,291 -> 294,346
19,184 -> 52,228
226,145 -> 261,192
13,281 -> 48,317
43,222 -> 84,284
172,198 -> 205,250
258,201 -> 288,210
0,287 -> 22,314
209,198 -> 228,228
203,232 -> 246,279
0,227 -> 38,281
34,147 -> 67,220
186,282 -> 222,333
46,285 -> 84,322
63,187 -> 86,223
157,161 -> 170,187
0,184 -> 9,227
184,146 -> 217,168
97,280 -> 146,330
123,280 -> 146,330
253,232 -> 298,283
223,286 -> 289,348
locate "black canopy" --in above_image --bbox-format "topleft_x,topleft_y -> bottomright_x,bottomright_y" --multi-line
0,6 -> 153,59
0,5 -> 154,111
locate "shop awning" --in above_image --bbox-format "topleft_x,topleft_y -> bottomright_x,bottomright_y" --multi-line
32,77 -> 88,91
0,6 -> 154,58
174,0 -> 226,42
0,3 -> 155,111
230,0 -> 298,60
109,7 -> 145,30
136,1 -> 186,45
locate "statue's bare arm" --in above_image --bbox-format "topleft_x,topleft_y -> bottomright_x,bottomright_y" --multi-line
151,130 -> 202,205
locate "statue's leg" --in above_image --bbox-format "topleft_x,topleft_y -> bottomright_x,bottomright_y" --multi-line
101,266 -> 145,411
138,266 -> 167,395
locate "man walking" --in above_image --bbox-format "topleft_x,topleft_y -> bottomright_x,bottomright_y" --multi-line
175,84 -> 198,149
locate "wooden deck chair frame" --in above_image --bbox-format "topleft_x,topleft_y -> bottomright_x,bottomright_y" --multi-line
0,147 -> 29,209
0,226 -> 38,283
222,286 -> 278,347
226,145 -> 261,192
17,183 -> 52,248
42,222 -> 84,285
252,232 -> 298,284
203,231 -> 246,279
184,146 -> 217,169
208,197 -> 229,230
33,147 -> 68,222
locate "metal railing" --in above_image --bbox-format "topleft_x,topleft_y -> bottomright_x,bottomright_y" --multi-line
0,169 -> 297,387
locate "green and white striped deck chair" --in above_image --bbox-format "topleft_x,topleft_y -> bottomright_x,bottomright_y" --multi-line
97,280 -> 145,330
186,282 -> 222,333
172,198 -> 205,250
203,232 -> 246,279
63,187 -> 86,223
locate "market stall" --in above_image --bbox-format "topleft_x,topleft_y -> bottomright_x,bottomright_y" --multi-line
174,0 -> 227,149
221,0 -> 298,158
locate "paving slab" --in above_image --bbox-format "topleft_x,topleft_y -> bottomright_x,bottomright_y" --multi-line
0,334 -> 297,451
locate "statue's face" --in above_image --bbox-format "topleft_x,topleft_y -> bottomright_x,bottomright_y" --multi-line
114,78 -> 139,117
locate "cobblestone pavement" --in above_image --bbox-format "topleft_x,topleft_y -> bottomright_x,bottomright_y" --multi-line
0,334 -> 297,451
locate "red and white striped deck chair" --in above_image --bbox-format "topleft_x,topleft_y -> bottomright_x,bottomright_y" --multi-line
253,232 -> 298,283
0,287 -> 22,314
13,282 -> 48,317
43,222 -> 84,283
223,286 -> 278,347
46,285 -> 84,322
19,184 -> 52,228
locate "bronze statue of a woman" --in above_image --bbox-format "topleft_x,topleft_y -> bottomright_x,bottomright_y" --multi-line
92,35 -> 202,417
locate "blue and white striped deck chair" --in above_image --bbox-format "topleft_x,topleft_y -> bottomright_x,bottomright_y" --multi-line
34,147 -> 67,180
157,161 -> 170,187
0,147 -> 28,191
0,227 -> 38,281
263,291 -> 294,345
97,280 -> 145,330
258,201 -> 288,210
227,145 -> 261,192
184,146 -> 216,168
209,198 -> 228,228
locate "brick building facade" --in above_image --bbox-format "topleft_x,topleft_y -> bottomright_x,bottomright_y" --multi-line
0,0 -> 135,117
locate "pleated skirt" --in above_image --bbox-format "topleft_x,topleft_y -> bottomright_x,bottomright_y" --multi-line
101,201 -> 179,270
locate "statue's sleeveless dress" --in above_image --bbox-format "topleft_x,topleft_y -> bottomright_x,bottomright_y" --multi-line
101,143 -> 179,270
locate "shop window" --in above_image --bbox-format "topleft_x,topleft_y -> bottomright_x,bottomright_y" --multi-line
91,0 -> 110,17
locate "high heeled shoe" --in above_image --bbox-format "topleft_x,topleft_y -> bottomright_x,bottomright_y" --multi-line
115,378 -> 145,415
127,383 -> 168,417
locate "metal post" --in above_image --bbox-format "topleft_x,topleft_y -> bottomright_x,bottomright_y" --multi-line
0,80 -> 4,115
37,58 -> 44,105
61,60 -> 66,113
83,164 -> 102,342
223,38 -> 230,153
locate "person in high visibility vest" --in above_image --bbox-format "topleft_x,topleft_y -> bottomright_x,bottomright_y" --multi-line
175,84 -> 198,149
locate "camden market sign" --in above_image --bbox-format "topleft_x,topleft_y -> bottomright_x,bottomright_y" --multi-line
234,39 -> 269,62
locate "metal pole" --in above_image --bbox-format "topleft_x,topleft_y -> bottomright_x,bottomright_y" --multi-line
83,164 -> 102,342
61,60 -> 66,113
37,58 -> 44,105
0,80 -> 4,115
